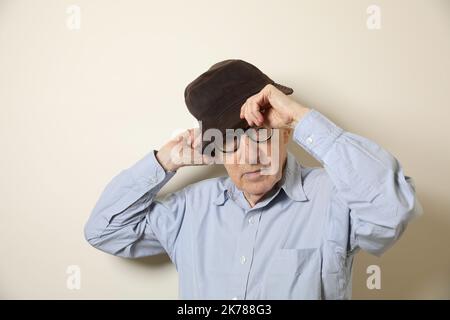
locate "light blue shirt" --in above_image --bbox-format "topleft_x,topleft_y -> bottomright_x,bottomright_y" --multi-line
84,110 -> 420,299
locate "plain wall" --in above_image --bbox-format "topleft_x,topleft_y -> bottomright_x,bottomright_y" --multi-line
0,0 -> 449,299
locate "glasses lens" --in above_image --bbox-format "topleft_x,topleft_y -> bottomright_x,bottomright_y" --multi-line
215,128 -> 272,153
216,134 -> 239,153
246,127 -> 273,142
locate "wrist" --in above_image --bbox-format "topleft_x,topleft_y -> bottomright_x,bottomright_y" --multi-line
156,149 -> 180,172
289,105 -> 311,129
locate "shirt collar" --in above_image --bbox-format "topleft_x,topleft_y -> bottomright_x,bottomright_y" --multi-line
279,152 -> 309,202
214,152 -> 308,206
213,188 -> 228,206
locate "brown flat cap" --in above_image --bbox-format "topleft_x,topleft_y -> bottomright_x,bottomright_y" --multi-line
184,59 -> 293,137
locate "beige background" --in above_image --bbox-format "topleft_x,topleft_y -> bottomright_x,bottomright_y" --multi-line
0,0 -> 449,299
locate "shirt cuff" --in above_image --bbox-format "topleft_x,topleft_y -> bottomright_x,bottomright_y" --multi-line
127,150 -> 176,188
293,109 -> 344,162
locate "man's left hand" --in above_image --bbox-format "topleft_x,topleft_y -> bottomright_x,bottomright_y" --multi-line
240,84 -> 310,129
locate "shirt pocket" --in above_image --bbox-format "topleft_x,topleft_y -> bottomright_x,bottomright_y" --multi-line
262,248 -> 321,299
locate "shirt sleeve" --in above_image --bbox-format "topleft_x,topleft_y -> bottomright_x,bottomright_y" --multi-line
84,150 -> 186,260
293,109 -> 422,256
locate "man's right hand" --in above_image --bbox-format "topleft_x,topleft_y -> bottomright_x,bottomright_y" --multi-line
156,128 -> 212,172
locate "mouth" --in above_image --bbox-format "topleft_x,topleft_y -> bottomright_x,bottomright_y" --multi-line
243,169 -> 262,180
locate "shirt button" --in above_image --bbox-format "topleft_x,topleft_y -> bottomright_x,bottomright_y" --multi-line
248,216 -> 255,225
240,255 -> 246,264
232,296 -> 238,300
149,177 -> 157,184
306,135 -> 313,144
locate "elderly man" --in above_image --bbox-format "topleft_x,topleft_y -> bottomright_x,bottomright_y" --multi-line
84,59 -> 420,299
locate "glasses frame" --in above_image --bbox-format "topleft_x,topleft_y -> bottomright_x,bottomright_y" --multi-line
216,126 -> 274,153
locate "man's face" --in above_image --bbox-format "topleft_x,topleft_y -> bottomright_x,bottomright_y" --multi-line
223,128 -> 290,197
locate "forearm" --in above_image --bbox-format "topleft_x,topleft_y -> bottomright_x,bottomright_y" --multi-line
292,110 -> 420,254
84,150 -> 176,245
292,110 -> 409,198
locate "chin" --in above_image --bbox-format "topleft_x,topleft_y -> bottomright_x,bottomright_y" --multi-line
240,176 -> 276,195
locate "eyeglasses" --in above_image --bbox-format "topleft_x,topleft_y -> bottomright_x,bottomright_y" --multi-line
216,127 -> 273,153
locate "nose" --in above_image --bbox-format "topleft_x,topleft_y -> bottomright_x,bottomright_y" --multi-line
237,135 -> 260,165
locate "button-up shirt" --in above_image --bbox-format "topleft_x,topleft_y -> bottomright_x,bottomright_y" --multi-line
84,110 -> 421,299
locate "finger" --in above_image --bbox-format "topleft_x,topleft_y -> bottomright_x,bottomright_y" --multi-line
241,101 -> 253,126
240,102 -> 247,119
175,131 -> 188,146
248,110 -> 260,126
244,100 -> 262,126
249,104 -> 264,126
192,129 -> 203,148
250,89 -> 268,109
243,108 -> 254,127
190,129 -> 199,148
173,134 -> 183,143
186,130 -> 192,147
